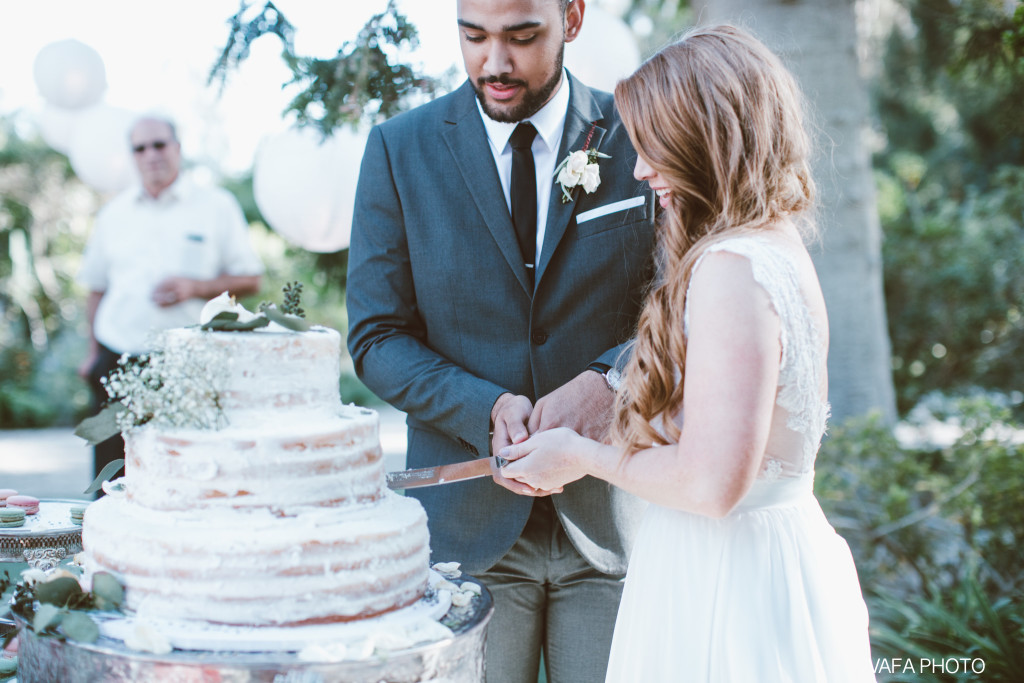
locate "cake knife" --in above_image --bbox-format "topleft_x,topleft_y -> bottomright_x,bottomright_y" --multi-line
386,455 -> 509,490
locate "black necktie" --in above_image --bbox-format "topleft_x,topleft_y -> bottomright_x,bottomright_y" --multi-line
509,122 -> 538,284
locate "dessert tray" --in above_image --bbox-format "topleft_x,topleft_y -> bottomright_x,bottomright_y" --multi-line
0,499 -> 88,571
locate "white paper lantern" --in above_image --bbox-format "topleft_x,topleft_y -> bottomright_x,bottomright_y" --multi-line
67,104 -> 138,194
36,104 -> 81,154
565,7 -> 641,92
32,39 -> 107,110
253,126 -> 367,253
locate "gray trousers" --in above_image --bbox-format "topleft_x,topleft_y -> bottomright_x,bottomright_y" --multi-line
477,497 -> 625,683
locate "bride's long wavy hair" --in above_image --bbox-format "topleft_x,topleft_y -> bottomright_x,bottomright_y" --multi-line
610,25 -> 816,453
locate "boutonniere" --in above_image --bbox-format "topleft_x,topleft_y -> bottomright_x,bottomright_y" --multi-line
553,123 -> 610,203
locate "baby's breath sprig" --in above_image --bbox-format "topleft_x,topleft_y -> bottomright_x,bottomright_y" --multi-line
101,334 -> 230,432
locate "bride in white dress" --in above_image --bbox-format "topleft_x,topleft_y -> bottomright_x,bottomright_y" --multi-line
501,25 -> 876,682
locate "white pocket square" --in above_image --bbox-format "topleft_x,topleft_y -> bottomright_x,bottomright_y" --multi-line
576,196 -> 646,224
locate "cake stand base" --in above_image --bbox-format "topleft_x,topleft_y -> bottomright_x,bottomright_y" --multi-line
14,580 -> 492,683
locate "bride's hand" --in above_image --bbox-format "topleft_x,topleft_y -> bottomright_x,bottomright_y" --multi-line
499,428 -> 595,492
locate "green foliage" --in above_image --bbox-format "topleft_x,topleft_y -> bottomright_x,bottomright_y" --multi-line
0,120 -> 97,427
870,570 -> 1024,681
280,281 -> 304,317
876,1 -> 1024,416
209,0 -> 437,137
880,164 -> 1024,414
817,398 -> 1024,677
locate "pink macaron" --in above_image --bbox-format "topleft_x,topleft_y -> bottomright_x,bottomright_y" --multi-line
0,489 -> 17,507
6,495 -> 39,515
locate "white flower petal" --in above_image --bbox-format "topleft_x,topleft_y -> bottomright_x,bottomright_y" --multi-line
198,292 -> 236,325
557,165 -> 581,188
123,621 -> 173,655
581,163 -> 601,193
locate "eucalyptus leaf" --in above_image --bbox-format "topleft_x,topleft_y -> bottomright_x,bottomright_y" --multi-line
34,577 -> 84,607
74,403 -> 125,445
61,611 -> 100,643
210,311 -> 240,323
91,572 -> 125,611
0,656 -> 16,676
84,459 -> 125,495
32,603 -> 63,632
262,306 -> 311,331
202,316 -> 270,332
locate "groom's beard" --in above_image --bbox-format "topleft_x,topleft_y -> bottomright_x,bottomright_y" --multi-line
474,49 -> 564,123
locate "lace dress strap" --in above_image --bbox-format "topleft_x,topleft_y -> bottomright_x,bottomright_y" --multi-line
685,235 -> 829,474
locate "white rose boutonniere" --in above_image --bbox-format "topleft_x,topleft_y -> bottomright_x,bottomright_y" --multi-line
553,123 -> 610,203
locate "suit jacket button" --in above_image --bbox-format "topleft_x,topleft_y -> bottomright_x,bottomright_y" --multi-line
531,330 -> 548,345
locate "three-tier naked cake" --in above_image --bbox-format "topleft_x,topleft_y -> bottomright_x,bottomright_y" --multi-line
81,322 -> 431,627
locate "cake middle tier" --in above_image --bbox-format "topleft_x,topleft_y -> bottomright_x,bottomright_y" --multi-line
125,405 -> 384,512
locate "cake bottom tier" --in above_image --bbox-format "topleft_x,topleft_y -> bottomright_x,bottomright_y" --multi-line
82,493 -> 430,627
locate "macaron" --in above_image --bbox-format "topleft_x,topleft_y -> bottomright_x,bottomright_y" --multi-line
0,508 -> 26,528
69,505 -> 87,525
0,489 -> 17,507
6,495 -> 39,515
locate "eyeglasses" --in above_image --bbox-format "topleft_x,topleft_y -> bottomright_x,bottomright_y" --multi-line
132,140 -> 172,154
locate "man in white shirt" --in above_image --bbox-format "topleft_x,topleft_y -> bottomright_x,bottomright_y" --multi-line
77,115 -> 263,479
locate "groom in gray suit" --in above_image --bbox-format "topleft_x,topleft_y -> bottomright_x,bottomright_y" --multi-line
347,1 -> 655,681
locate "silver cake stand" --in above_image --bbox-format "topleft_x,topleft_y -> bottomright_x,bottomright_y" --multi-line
0,498 -> 87,571
14,578 -> 493,683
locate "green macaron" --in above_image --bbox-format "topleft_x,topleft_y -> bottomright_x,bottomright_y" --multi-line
69,505 -> 87,525
0,507 -> 26,528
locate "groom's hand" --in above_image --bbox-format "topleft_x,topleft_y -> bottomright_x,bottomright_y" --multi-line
490,393 -> 545,496
530,371 -> 614,442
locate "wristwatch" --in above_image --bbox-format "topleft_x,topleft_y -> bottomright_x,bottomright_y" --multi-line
587,362 -> 623,392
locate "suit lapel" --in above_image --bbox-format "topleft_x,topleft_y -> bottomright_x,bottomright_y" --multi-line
442,83 -> 532,294
537,75 -> 607,283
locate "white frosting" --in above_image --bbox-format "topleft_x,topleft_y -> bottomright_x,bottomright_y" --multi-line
84,493 -> 429,626
160,326 -> 343,417
82,326 -> 432,628
124,405 -> 383,512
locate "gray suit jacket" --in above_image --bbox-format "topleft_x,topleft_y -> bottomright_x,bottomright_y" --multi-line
347,74 -> 655,575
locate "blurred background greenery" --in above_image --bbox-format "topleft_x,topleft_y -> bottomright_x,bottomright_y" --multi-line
1,0 -> 1022,678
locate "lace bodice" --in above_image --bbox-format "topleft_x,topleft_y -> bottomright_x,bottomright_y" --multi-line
684,235 -> 830,479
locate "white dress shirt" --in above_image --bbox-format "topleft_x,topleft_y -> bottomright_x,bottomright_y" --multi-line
477,70 -> 571,268
77,176 -> 264,354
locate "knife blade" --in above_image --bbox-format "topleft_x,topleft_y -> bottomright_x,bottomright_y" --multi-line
386,455 -> 509,490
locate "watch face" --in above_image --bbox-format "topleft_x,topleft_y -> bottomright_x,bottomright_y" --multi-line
606,369 -> 623,391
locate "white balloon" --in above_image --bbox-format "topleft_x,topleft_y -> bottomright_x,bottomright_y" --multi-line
68,104 -> 138,194
32,39 -> 107,110
36,104 -> 80,154
565,6 -> 642,92
253,126 -> 367,253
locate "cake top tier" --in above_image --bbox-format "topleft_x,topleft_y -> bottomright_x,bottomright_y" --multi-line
161,326 -> 342,420
98,289 -> 346,434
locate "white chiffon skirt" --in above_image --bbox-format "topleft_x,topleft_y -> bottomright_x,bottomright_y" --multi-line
605,474 -> 876,682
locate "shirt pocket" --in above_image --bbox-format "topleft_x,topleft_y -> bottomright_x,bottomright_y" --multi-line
178,232 -> 217,279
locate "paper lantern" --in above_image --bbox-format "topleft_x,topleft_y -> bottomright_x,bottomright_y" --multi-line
565,7 -> 641,92
67,104 -> 138,194
36,104 -> 80,154
253,126 -> 367,253
32,39 -> 107,110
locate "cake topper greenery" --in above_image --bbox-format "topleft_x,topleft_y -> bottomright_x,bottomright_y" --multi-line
201,280 -> 310,332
